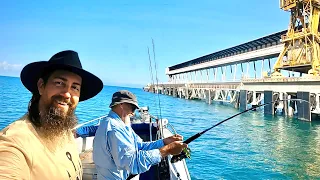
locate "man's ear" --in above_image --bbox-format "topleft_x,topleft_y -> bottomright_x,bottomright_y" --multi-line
37,78 -> 45,96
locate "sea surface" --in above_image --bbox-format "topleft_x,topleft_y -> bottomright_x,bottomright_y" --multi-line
1,75 -> 320,179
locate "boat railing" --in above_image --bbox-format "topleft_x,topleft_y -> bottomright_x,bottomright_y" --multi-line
166,122 -> 177,135
74,114 -> 109,129
75,110 -> 179,141
148,113 -> 178,137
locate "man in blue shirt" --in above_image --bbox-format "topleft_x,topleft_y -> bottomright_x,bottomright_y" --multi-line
93,90 -> 187,180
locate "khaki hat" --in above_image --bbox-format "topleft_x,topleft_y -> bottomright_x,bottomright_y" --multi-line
109,90 -> 139,109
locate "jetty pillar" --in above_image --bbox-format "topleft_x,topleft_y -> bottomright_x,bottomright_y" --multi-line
240,90 -> 247,111
297,91 -> 311,121
206,90 -> 212,104
234,91 -> 240,109
185,88 -> 189,99
173,88 -> 178,98
287,95 -> 294,116
264,90 -> 274,115
282,93 -> 289,116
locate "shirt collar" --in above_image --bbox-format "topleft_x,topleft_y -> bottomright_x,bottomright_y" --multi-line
108,110 -> 121,120
108,110 -> 132,128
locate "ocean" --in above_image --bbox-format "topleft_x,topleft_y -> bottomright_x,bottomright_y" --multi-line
1,75 -> 320,179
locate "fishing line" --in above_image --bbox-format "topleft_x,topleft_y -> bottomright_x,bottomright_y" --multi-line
171,98 -> 310,163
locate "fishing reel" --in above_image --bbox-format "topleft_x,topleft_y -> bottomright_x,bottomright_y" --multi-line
170,147 -> 191,163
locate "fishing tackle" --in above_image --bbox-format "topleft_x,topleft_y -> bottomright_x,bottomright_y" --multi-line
171,98 -> 309,163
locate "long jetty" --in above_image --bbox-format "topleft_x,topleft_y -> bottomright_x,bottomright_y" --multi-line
144,29 -> 320,121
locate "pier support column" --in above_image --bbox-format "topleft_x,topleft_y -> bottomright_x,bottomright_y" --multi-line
251,91 -> 258,110
234,91 -> 240,109
282,93 -> 289,116
288,95 -> 294,116
185,88 -> 189,99
240,90 -> 247,111
297,91 -> 311,121
206,90 -> 212,104
173,88 -> 177,98
264,90 -> 274,115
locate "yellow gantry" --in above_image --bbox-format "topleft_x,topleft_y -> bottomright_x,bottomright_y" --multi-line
272,0 -> 320,76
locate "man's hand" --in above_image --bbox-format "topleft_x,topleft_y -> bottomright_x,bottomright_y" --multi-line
72,129 -> 78,138
163,134 -> 183,145
159,141 -> 188,157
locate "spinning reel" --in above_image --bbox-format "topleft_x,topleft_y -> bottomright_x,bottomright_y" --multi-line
170,147 -> 191,163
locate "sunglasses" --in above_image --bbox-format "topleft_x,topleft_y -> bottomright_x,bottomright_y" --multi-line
130,105 -> 137,113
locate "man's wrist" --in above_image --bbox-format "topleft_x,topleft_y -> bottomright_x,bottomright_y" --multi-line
159,146 -> 169,157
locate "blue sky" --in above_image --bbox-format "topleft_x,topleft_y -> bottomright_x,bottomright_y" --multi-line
0,0 -> 289,87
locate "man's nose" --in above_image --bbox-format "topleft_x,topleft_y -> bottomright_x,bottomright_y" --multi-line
60,87 -> 72,99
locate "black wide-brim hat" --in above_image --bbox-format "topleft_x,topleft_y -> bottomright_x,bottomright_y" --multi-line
20,50 -> 103,101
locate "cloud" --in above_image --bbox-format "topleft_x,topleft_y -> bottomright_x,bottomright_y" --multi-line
0,61 -> 23,71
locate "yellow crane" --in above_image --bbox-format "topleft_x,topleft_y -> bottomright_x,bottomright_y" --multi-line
272,0 -> 320,77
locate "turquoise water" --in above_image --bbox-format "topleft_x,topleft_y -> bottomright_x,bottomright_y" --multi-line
1,75 -> 320,179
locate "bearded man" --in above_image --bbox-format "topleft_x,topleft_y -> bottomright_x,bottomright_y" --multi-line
0,50 -> 103,180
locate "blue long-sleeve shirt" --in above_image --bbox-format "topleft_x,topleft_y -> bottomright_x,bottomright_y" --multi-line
93,110 -> 164,180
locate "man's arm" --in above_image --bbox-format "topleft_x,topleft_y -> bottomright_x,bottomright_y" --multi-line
108,130 -> 162,175
75,125 -> 99,138
133,132 -> 164,150
0,141 -> 31,180
133,132 -> 183,151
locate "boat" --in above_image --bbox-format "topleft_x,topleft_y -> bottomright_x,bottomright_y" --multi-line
75,107 -> 191,180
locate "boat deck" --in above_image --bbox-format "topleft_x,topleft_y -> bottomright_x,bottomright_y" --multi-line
80,149 -> 97,180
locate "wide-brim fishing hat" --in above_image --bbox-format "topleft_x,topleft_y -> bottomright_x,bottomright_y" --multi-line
20,50 -> 103,101
109,90 -> 140,110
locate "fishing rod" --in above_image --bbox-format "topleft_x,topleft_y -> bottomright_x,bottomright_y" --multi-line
151,38 -> 165,138
147,47 -> 155,91
171,98 -> 309,163
152,38 -> 162,118
151,39 -> 173,180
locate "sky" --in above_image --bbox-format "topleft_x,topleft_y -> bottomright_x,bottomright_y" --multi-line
0,0 -> 289,87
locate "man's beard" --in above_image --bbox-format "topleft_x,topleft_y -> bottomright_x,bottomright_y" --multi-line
123,114 -> 134,125
38,95 -> 78,140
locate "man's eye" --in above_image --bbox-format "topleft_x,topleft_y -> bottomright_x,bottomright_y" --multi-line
55,81 -> 63,85
72,86 -> 80,91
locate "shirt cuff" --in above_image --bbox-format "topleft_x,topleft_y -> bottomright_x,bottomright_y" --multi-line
155,139 -> 164,148
148,149 -> 162,164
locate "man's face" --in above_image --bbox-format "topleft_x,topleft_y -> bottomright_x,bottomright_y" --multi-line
36,70 -> 82,137
38,70 -> 82,115
120,103 -> 136,124
122,103 -> 136,115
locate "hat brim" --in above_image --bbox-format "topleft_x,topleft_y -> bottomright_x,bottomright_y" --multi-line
109,100 -> 140,110
20,61 -> 103,101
